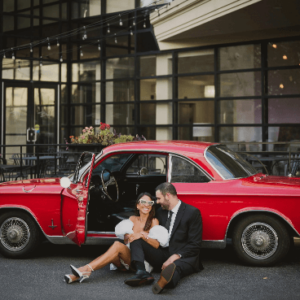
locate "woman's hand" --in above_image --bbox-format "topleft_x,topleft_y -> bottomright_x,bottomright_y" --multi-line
140,231 -> 149,240
128,232 -> 142,243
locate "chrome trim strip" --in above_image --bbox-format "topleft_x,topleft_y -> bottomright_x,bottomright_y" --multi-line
57,84 -> 60,146
168,155 -> 172,182
87,231 -> 115,234
22,187 -> 36,193
45,235 -> 75,245
81,149 -> 215,182
1,82 -> 4,146
225,210 -> 300,239
201,240 -> 226,249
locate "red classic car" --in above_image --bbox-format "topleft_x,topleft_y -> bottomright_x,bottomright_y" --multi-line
0,141 -> 299,266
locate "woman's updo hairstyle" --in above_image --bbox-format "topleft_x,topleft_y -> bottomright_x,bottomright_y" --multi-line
135,192 -> 156,232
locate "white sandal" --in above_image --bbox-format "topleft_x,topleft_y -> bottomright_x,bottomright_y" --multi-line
64,274 -> 80,284
70,264 -> 94,283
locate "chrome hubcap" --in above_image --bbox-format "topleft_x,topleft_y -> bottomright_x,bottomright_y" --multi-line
0,218 -> 30,251
241,222 -> 278,260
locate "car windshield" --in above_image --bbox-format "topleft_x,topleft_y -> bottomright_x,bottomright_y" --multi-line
205,145 -> 258,179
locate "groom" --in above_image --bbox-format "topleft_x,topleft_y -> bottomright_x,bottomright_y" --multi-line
125,182 -> 203,294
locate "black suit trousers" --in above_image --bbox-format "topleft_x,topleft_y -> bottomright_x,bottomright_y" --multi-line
130,239 -> 194,288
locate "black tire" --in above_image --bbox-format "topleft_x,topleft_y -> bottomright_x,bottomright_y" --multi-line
0,211 -> 41,258
232,214 -> 290,266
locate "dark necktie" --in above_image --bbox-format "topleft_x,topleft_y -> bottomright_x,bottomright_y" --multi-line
165,211 -> 173,232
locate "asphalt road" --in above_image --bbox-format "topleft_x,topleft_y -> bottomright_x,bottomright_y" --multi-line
0,242 -> 299,300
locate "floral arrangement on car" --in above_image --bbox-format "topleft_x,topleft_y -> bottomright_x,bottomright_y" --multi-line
69,123 -> 145,146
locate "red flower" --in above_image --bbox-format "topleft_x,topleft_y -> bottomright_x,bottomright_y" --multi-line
100,124 -> 106,130
106,124 -> 110,129
100,122 -> 103,125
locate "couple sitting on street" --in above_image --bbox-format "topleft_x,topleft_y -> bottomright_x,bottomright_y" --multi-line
64,182 -> 203,294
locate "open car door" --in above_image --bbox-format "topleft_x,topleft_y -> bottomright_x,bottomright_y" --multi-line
61,152 -> 95,246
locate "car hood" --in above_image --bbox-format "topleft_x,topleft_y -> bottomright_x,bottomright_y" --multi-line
0,178 -> 64,194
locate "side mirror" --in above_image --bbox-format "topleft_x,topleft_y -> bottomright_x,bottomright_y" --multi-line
60,177 -> 71,189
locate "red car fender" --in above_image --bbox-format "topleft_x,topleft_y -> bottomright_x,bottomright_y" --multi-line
226,206 -> 299,238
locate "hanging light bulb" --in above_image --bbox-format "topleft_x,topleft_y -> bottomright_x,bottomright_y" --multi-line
12,49 -> 15,60
60,55 -> 63,62
80,47 -> 83,57
114,34 -> 117,44
133,19 -> 136,26
30,43 -> 33,53
143,18 -> 146,28
39,56 -> 43,67
47,38 -> 51,50
3,52 -> 6,59
130,29 -> 133,36
82,26 -> 87,40
107,24 -> 110,33
119,14 -> 123,26
56,38 -> 60,47
98,40 -> 101,51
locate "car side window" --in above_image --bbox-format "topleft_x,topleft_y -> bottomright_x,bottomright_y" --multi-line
126,154 -> 167,176
170,156 -> 210,183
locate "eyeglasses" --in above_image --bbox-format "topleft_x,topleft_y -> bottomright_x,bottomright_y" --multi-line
139,199 -> 155,206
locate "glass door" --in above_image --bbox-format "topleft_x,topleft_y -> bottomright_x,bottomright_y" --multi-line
3,82 -> 58,156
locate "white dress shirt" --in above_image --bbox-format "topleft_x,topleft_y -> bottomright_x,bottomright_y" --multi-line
167,200 -> 181,239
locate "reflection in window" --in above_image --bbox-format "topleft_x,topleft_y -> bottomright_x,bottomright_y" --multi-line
140,78 -> 172,100
178,126 -> 214,142
140,53 -> 172,77
268,127 -> 300,146
106,81 -> 134,102
106,35 -> 135,56
72,0 -> 101,19
106,103 -> 135,125
106,57 -> 135,79
140,103 -> 172,125
220,72 -> 261,97
220,127 -> 262,151
171,156 -> 209,183
140,127 -> 172,140
268,41 -> 300,67
33,62 -> 59,82
178,101 -> 214,124
71,83 -> 101,104
70,105 -> 101,126
219,44 -> 261,70
178,75 -> 214,99
178,50 -> 214,74
2,59 -> 30,80
220,100 -> 261,124
72,61 -> 101,82
268,98 -> 300,124
268,69 -> 300,95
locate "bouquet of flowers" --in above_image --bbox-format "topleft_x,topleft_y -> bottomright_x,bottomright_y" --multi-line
69,123 -> 145,146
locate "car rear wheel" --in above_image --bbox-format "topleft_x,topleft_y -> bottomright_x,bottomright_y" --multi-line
0,211 -> 41,258
232,214 -> 290,266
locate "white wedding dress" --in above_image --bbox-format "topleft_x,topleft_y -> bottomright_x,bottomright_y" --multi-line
110,219 -> 169,272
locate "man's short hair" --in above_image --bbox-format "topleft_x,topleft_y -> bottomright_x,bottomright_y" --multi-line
155,182 -> 177,196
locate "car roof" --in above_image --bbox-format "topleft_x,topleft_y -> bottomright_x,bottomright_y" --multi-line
103,140 -> 218,155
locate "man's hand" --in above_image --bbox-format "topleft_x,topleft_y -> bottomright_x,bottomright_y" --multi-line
162,254 -> 180,270
128,232 -> 142,243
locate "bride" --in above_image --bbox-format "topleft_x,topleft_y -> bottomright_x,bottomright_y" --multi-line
64,192 -> 169,284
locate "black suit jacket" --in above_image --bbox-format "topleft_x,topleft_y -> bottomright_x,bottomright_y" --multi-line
156,201 -> 203,272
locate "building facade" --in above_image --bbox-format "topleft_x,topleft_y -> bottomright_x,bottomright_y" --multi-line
1,0 -> 300,152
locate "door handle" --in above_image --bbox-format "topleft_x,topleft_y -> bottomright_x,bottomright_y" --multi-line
136,184 -> 140,195
26,128 -> 30,142
32,128 -> 37,142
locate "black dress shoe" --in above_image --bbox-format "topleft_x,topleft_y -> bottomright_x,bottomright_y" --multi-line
152,263 -> 176,294
124,270 -> 154,287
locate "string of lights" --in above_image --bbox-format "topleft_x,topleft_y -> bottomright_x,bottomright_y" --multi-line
0,0 -> 174,61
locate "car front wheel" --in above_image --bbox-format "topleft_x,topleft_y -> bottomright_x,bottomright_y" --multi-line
0,211 -> 41,258
232,214 -> 290,266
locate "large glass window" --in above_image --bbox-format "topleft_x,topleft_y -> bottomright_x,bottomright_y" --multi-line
140,53 -> 172,77
178,75 -> 214,99
268,41 -> 300,67
107,0 -> 135,13
178,49 -> 214,74
72,61 -> 101,82
220,72 -> 261,97
106,57 -> 135,80
220,100 -> 262,124
70,105 -> 101,126
178,101 -> 214,124
106,103 -> 135,125
219,44 -> 261,70
106,81 -> 135,102
140,78 -> 172,100
71,83 -> 101,104
178,126 -> 214,142
140,102 -> 173,125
